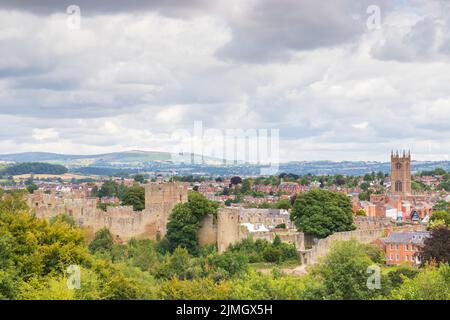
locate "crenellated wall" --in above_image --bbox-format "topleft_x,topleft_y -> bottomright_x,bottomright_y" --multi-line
298,224 -> 424,265
29,182 -> 188,241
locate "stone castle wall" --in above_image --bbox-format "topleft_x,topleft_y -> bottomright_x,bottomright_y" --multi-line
29,182 -> 188,241
299,224 -> 423,265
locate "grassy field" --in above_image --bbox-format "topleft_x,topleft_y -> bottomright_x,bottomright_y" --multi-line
12,173 -> 97,181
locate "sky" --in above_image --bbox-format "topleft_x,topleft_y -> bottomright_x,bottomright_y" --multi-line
0,0 -> 450,162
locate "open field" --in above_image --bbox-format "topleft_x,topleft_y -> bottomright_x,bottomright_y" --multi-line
12,173 -> 98,181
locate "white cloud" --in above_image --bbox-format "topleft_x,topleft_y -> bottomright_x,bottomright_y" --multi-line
32,128 -> 59,141
0,1 -> 449,161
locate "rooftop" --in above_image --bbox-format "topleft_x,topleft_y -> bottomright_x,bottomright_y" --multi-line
381,231 -> 430,245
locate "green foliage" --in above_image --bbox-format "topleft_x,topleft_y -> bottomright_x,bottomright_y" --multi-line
96,202 -> 118,212
155,247 -> 202,280
122,185 -> 145,211
228,237 -> 298,264
311,239 -> 385,300
429,210 -> 450,226
2,185 -> 449,301
1,162 -> 68,176
97,180 -> 121,198
49,214 -> 76,227
389,264 -> 450,300
420,227 -> 450,265
386,265 -> 419,289
291,189 -> 355,238
26,183 -> 38,194
165,192 -> 218,255
89,228 -> 114,254
433,200 -> 450,212
275,199 -> 292,210
133,174 -> 146,183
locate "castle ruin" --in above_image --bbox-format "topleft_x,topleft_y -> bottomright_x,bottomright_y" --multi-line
29,182 -> 188,241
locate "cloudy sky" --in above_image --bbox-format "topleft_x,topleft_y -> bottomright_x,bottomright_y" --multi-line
0,0 -> 449,162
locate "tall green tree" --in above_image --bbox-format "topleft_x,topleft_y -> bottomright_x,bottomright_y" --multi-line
165,192 -> 218,254
89,228 -> 114,254
290,189 -> 355,238
122,185 -> 145,211
420,227 -> 450,265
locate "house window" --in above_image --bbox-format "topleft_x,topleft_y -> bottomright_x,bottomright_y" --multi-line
390,254 -> 393,261
406,244 -> 409,251
396,244 -> 399,250
405,255 -> 409,262
396,254 -> 399,261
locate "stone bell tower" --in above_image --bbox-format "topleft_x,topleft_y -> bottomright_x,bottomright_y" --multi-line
390,150 -> 411,197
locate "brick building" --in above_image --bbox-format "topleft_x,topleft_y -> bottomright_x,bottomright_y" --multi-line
381,231 -> 430,266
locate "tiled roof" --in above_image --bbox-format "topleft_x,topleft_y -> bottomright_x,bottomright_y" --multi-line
381,231 -> 430,245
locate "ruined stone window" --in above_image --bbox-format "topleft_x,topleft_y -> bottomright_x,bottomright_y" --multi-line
396,162 -> 402,169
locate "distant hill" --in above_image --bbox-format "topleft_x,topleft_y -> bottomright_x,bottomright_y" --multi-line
0,151 -> 173,168
0,151 -> 449,176
0,162 -> 68,176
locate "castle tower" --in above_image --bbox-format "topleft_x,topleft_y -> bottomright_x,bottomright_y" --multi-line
144,182 -> 188,237
390,150 -> 411,197
217,207 -> 241,253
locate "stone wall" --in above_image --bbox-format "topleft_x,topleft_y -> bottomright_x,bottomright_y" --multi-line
29,182 -> 188,241
246,230 -> 305,250
217,207 -> 241,253
198,214 -> 217,246
299,224 -> 424,265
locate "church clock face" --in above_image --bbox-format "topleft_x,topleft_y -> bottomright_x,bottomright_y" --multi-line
396,162 -> 402,169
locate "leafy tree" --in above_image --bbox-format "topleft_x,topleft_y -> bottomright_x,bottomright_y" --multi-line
429,210 -> 450,226
122,185 -> 145,211
389,264 -> 450,300
186,191 -> 219,219
241,179 -> 252,194
230,176 -> 242,185
90,185 -> 99,198
166,204 -> 201,254
126,239 -> 159,271
312,239 -> 385,300
335,175 -> 345,186
1,162 -> 68,176
89,228 -> 114,254
291,189 -> 355,238
155,247 -> 201,280
420,227 -> 450,265
49,214 -> 76,227
263,246 -> 283,263
206,251 -> 249,280
26,183 -> 38,194
133,174 -> 146,183
276,199 -> 292,210
386,265 -> 419,289
433,201 -> 450,212
98,180 -> 119,198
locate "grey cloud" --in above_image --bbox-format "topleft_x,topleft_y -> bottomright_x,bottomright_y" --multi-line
371,1 -> 450,62
216,0 -> 392,63
0,0 -> 213,17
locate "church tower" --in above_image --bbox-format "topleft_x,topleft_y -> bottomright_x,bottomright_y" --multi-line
390,150 -> 411,197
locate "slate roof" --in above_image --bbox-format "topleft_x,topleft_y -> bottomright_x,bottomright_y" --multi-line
381,231 -> 430,245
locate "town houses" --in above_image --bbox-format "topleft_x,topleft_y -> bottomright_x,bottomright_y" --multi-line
380,231 -> 430,266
